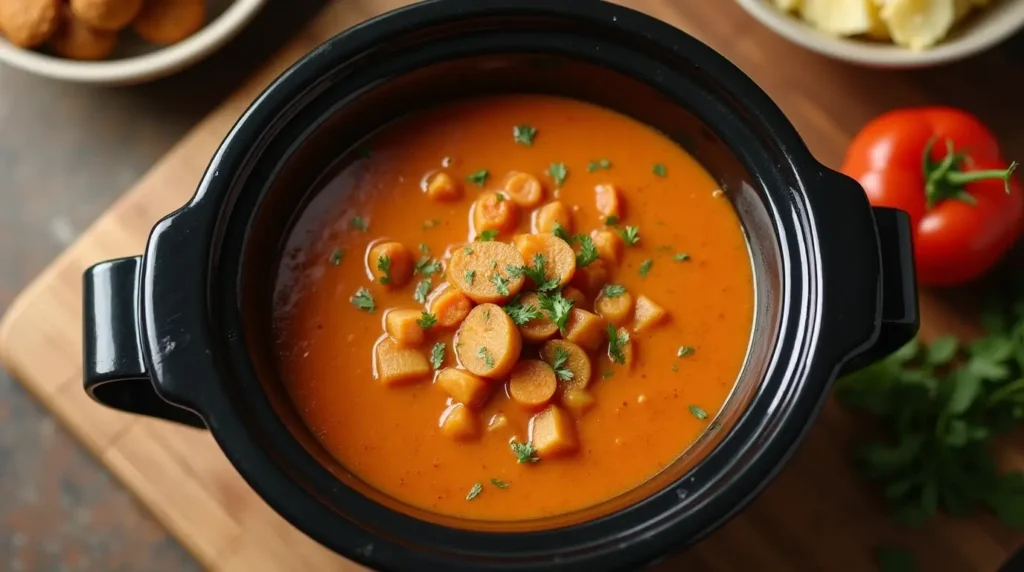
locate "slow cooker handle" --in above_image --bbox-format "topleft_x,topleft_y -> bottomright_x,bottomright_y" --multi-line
82,256 -> 207,429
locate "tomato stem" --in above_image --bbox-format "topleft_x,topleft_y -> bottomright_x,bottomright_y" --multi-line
923,138 -> 1017,208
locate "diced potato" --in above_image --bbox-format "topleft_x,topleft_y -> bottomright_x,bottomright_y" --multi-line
532,201 -> 573,235
424,171 -> 462,201
591,229 -> 625,265
562,388 -> 596,418
633,294 -> 668,333
561,286 -> 586,307
503,171 -> 544,207
879,0 -> 955,51
512,233 -> 576,287
540,339 -> 593,392
594,288 -> 634,327
446,241 -> 526,303
439,403 -> 480,440
384,309 -> 426,347
517,292 -> 558,343
563,308 -> 607,352
487,412 -> 509,432
454,303 -> 522,379
508,359 -> 557,410
472,191 -> 519,235
367,241 -> 414,288
427,285 -> 473,329
375,338 -> 431,386
800,0 -> 877,37
529,405 -> 579,458
594,183 -> 624,220
571,259 -> 610,296
436,368 -> 491,409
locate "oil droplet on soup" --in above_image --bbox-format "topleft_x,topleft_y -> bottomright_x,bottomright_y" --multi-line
273,94 -> 753,522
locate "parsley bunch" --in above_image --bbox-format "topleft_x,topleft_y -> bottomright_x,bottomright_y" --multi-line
835,282 -> 1024,528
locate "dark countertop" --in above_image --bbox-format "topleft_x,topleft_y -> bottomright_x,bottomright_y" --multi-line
0,3 -> 322,570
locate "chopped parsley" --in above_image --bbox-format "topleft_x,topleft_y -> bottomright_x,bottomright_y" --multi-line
575,235 -> 599,268
417,312 -> 438,329
538,290 -> 574,332
466,482 -> 483,501
430,342 -> 445,370
513,124 -> 537,146
413,279 -> 432,303
550,347 -> 574,382
349,288 -> 376,313
422,219 -> 441,230
587,158 -> 611,172
419,243 -> 430,254
607,324 -> 629,365
547,162 -> 568,187
510,439 -> 540,464
478,346 -> 495,369
652,163 -> 667,177
602,370 -> 614,379
491,273 -> 511,296
467,169 -> 489,187
619,225 -> 640,246
376,255 -> 392,284
503,298 -> 543,326
689,405 -> 708,420
465,269 -> 476,285
603,284 -> 627,298
677,346 -> 695,358
638,259 -> 654,278
463,246 -> 474,255
477,229 -> 499,242
495,193 -> 506,203
414,257 -> 442,277
674,253 -> 691,262
349,215 -> 368,232
604,215 -> 619,226
329,249 -> 344,266
507,253 -> 558,292
490,478 -> 511,489
552,222 -> 572,243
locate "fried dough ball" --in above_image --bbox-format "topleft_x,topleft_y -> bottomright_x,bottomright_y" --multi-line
132,0 -> 206,45
0,0 -> 60,48
48,9 -> 117,60
70,0 -> 142,32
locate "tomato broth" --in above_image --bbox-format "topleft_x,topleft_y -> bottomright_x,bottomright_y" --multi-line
273,94 -> 754,521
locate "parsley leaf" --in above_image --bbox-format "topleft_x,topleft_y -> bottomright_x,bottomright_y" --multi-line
376,255 -> 392,284
552,222 -> 572,243
467,169 -> 489,187
419,243 -> 430,254
575,235 -> 599,268
538,290 -> 574,332
463,246 -> 473,255
477,346 -> 495,369
466,482 -> 483,501
638,259 -> 654,277
490,273 -> 510,296
689,405 -> 708,420
677,346 -> 695,358
413,279 -> 432,304
547,162 -> 568,187
604,215 -> 619,226
587,158 -> 611,172
417,312 -> 438,329
513,124 -> 537,146
652,163 -> 667,177
606,324 -> 629,365
674,253 -> 691,262
602,370 -> 614,379
329,249 -> 344,266
349,216 -> 368,231
510,439 -> 540,464
415,257 -> 442,276
603,284 -> 627,298
350,288 -> 376,313
550,347 -> 574,382
477,229 -> 499,242
618,225 -> 640,246
430,342 -> 445,370
490,478 -> 511,489
503,298 -> 543,326
506,253 -> 558,292
464,269 -> 476,285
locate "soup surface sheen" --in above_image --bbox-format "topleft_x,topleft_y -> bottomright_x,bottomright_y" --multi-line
274,94 -> 754,521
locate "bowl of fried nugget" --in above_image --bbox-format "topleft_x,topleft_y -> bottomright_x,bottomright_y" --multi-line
0,0 -> 265,84
736,0 -> 1024,68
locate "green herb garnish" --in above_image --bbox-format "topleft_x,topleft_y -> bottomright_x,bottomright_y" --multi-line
652,163 -> 667,177
415,257 -> 442,276
677,346 -> 695,358
550,347 -> 574,382
689,405 -> 708,420
606,324 -> 629,365
510,439 -> 540,464
419,243 -> 430,254
467,169 -> 489,187
552,222 -> 572,243
619,225 -> 640,246
477,346 -> 495,369
490,478 -> 511,489
477,229 -> 499,242
417,312 -> 438,329
638,259 -> 653,278
602,370 -> 614,379
538,290 -> 574,332
674,253 -> 691,262
329,249 -> 344,266
506,253 -> 558,292
547,162 -> 568,187
465,269 -> 476,285
503,298 -> 543,326
603,284 -> 627,298
463,246 -> 473,255
513,124 -> 537,146
350,288 -> 376,313
430,342 -> 445,370
422,219 -> 441,230
466,482 -> 483,501
350,215 -> 368,231
604,215 -> 619,226
413,279 -> 432,304
490,273 -> 510,296
376,255 -> 392,285
587,158 -> 611,172
575,235 -> 599,268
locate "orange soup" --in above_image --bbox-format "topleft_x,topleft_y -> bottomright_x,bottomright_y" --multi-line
273,94 -> 754,521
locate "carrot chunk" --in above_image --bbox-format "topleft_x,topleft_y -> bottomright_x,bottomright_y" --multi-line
503,171 -> 544,207
436,368 -> 491,409
439,403 -> 480,441
529,405 -> 579,458
532,201 -> 573,235
367,241 -> 414,288
512,233 -> 576,287
633,294 -> 669,333
561,286 -> 586,307
562,388 -> 596,418
540,339 -> 593,392
384,309 -> 426,347
453,303 -> 522,379
516,292 -> 558,343
427,285 -> 473,329
591,229 -> 625,265
375,338 -> 431,386
424,171 -> 463,201
571,259 -> 610,296
446,241 -> 526,303
563,308 -> 607,352
508,359 -> 558,410
472,191 -> 519,236
594,287 -> 634,327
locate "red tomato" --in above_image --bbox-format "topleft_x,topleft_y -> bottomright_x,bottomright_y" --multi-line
841,107 -> 1023,287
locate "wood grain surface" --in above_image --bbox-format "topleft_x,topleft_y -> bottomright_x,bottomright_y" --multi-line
2,1 -> 1023,570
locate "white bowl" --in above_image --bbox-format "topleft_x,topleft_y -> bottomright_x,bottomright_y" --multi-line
0,0 -> 265,85
735,0 -> 1024,68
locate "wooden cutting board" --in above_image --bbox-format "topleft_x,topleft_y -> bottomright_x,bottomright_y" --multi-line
3,1 -> 1024,570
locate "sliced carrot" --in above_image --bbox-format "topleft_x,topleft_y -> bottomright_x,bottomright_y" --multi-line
503,171 -> 544,207
427,284 -> 473,329
435,368 -> 491,409
561,286 -> 586,307
529,405 -> 579,458
594,288 -> 634,327
439,403 -> 480,441
508,359 -> 557,410
570,259 -> 610,296
425,171 -> 462,201
633,294 -> 669,333
367,241 -> 414,288
563,308 -> 607,352
446,241 -> 525,303
562,388 -> 596,418
539,339 -> 593,392
512,233 -> 576,287
375,337 -> 431,386
517,292 -> 558,343
595,183 -> 624,220
453,303 -> 522,379
472,191 -> 519,236
384,309 -> 426,347
591,229 -> 625,265
532,201 -> 573,235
